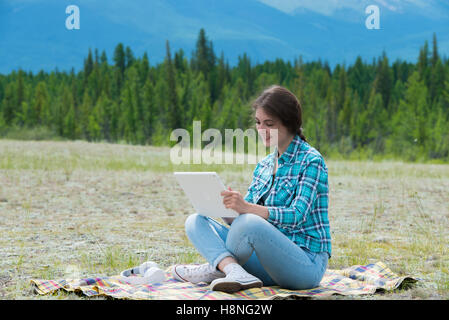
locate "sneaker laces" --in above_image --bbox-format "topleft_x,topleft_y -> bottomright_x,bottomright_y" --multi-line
181,263 -> 221,281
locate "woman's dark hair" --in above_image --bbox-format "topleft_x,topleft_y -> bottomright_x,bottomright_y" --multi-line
251,85 -> 307,142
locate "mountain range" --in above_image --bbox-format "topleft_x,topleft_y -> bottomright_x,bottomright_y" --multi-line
1,0 -> 448,74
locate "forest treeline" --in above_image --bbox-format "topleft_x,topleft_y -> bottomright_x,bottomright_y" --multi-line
0,29 -> 448,162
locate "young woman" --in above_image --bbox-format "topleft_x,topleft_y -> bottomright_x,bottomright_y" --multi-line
172,85 -> 331,293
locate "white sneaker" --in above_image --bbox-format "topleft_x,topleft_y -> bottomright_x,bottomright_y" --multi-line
210,263 -> 263,293
172,263 -> 225,284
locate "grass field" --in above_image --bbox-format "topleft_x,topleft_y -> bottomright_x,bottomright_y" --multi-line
0,139 -> 448,299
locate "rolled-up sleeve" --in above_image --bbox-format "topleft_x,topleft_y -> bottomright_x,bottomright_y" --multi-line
244,190 -> 254,203
266,157 -> 326,231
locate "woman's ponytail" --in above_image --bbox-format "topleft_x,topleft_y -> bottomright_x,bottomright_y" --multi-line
297,127 -> 307,142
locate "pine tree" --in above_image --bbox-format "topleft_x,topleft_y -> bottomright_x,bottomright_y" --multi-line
114,43 -> 126,75
100,50 -> 108,65
149,73 -> 170,145
129,66 -> 145,143
63,103 -> 76,139
87,112 -> 101,141
70,70 -> 79,109
110,101 -> 120,142
324,84 -> 338,143
16,70 -> 26,118
348,56 -> 370,103
366,88 -> 387,152
87,64 -> 101,104
84,48 -> 94,82
2,83 -> 15,125
79,91 -> 93,140
348,90 -> 366,149
154,77 -> 169,127
100,61 -> 111,98
142,77 -> 156,143
374,53 -> 393,109
113,43 -> 126,93
390,80 -> 406,112
119,79 -> 137,144
165,40 -> 182,129
0,109 -> 6,134
18,101 -> 31,127
94,91 -> 113,141
180,67 -> 193,127
337,89 -> 353,138
235,53 -> 253,100
428,34 -> 445,104
430,58 -> 445,104
197,75 -> 212,129
429,100 -> 449,159
336,64 -> 347,114
174,48 -> 186,73
125,46 -> 135,69
32,82 -> 48,126
94,48 -> 100,68
187,73 -> 204,129
0,80 -> 4,107
215,51 -> 228,101
57,86 -> 75,137
216,84 -> 239,131
431,33 -> 439,68
139,52 -> 150,86
191,28 -> 216,89
306,88 -> 328,152
417,41 -> 430,86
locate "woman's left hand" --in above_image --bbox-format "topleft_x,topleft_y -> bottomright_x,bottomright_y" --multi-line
221,187 -> 250,214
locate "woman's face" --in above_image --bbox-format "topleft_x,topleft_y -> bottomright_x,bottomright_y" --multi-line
255,107 -> 291,147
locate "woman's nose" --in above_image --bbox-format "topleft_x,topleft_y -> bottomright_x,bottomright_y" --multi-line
257,127 -> 268,137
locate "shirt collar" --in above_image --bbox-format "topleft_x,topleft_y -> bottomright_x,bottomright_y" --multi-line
275,134 -> 303,165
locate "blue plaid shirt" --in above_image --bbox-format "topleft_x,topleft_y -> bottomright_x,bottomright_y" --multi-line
244,134 -> 332,258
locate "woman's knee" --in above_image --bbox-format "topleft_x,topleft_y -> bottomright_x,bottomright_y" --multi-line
230,213 -> 267,234
225,214 -> 269,263
184,213 -> 206,236
226,214 -> 268,246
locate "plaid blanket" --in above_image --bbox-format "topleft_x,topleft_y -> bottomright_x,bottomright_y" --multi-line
30,261 -> 417,300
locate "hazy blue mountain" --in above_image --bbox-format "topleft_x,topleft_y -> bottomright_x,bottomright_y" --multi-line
0,0 -> 448,74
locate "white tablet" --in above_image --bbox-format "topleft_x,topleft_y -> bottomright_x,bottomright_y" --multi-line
173,172 -> 239,218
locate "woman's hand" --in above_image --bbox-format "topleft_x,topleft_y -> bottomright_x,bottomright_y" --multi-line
221,187 -> 250,214
221,187 -> 270,220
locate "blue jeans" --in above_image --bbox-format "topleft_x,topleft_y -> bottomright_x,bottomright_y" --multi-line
184,213 -> 328,290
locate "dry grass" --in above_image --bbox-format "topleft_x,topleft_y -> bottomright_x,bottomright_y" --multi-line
0,139 -> 448,299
